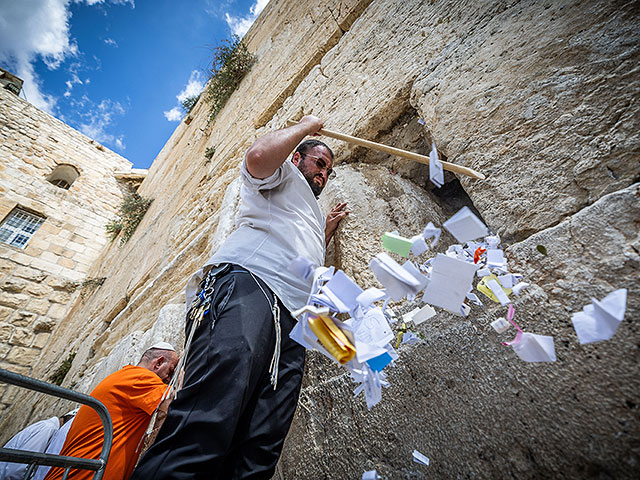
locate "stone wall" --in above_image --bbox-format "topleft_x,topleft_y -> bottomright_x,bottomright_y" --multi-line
1,0 -> 638,478
0,87 -> 134,415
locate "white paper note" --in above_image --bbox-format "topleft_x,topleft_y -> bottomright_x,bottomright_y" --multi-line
422,254 -> 479,314
512,333 -> 556,362
369,253 -> 421,301
571,288 -> 627,344
429,142 -> 444,188
412,449 -> 430,466
411,304 -> 436,325
487,279 -> 511,306
321,270 -> 364,313
443,206 -> 489,243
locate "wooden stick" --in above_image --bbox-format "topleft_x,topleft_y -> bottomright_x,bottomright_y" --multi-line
286,119 -> 485,180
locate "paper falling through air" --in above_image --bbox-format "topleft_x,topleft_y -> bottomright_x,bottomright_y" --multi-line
422,253 -> 478,314
571,288 -> 627,344
412,449 -> 430,466
429,142 -> 444,188
442,206 -> 489,243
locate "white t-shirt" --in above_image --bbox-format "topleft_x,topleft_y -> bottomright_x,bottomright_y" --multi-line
186,158 -> 325,313
32,418 -> 73,480
0,416 -> 59,480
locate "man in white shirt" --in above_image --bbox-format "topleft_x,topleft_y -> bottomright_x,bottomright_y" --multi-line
0,416 -> 61,480
132,116 -> 347,480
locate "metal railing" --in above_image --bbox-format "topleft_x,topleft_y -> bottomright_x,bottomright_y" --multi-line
0,368 -> 113,480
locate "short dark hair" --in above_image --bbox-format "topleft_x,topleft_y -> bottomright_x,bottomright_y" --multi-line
294,139 -> 334,160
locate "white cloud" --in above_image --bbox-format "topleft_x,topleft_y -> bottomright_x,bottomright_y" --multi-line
163,107 -> 182,122
104,37 -> 118,47
176,70 -> 205,103
163,70 -> 206,122
63,72 -> 84,97
0,0 -> 133,113
224,0 -> 269,37
0,0 -> 75,112
77,98 -> 127,151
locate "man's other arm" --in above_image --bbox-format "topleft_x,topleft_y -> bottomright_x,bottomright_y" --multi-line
245,115 -> 323,179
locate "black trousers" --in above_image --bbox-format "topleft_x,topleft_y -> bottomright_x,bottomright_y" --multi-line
131,264 -> 306,480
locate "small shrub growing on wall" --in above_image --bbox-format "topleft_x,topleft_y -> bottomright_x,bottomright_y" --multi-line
106,193 -> 153,244
206,35 -> 255,122
48,352 -> 76,386
181,94 -> 200,114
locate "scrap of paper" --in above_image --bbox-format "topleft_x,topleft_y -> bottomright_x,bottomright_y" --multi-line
423,253 -> 478,314
321,270 -> 364,313
356,288 -> 387,308
422,222 -> 441,247
443,206 -> 489,243
410,235 -> 429,255
412,449 -> 430,466
429,142 -> 444,188
477,274 -> 512,304
382,232 -> 413,257
412,304 -> 436,325
485,248 -> 506,268
370,252 -> 422,301
571,288 -> 627,344
511,333 -> 556,362
353,307 -> 394,363
362,470 -> 381,480
491,317 -> 511,333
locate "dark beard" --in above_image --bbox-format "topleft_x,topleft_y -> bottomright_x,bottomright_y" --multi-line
297,163 -> 324,197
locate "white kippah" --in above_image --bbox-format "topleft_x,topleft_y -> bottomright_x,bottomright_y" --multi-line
149,341 -> 175,351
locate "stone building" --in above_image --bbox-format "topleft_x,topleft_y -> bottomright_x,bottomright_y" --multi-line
1,0 -> 639,478
0,83 -> 144,413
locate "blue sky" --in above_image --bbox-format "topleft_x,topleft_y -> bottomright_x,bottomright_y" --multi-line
0,0 -> 269,169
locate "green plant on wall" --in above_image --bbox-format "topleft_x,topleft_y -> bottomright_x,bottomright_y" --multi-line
181,94 -> 200,114
206,35 -> 255,123
48,352 -> 76,386
106,192 -> 153,245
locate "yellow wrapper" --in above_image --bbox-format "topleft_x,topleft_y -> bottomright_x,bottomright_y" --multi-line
477,274 -> 512,303
308,315 -> 356,364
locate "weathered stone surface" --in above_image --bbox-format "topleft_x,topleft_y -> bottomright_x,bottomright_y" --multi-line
48,291 -> 71,304
13,266 -> 47,283
26,298 -> 50,315
1,278 -> 27,293
10,310 -> 36,327
0,306 -> 12,322
25,282 -> 52,297
9,327 -> 34,347
33,318 -> 56,333
5,346 -> 39,366
0,292 -> 28,309
32,332 -> 50,349
0,323 -> 13,342
410,0 -> 640,242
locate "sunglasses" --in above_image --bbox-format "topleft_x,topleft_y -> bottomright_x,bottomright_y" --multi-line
303,154 -> 336,179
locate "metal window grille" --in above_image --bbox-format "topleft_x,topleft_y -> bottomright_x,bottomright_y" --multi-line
0,209 -> 45,249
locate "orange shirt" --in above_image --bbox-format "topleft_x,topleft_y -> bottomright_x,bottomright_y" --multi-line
44,365 -> 167,480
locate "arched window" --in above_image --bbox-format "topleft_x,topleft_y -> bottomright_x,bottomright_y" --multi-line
47,164 -> 79,190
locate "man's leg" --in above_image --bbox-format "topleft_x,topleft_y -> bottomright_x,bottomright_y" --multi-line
221,300 -> 306,479
131,266 -> 278,480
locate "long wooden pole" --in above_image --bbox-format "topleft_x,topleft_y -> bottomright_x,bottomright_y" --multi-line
286,119 -> 485,180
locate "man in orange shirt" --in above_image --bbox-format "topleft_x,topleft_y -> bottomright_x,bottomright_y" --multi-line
44,343 -> 179,480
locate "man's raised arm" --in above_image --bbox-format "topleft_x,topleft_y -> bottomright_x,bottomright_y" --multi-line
245,115 -> 324,179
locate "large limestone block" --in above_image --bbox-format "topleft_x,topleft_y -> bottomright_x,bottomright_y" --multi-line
411,0 -> 640,241
280,184 -> 639,478
138,303 -> 186,356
